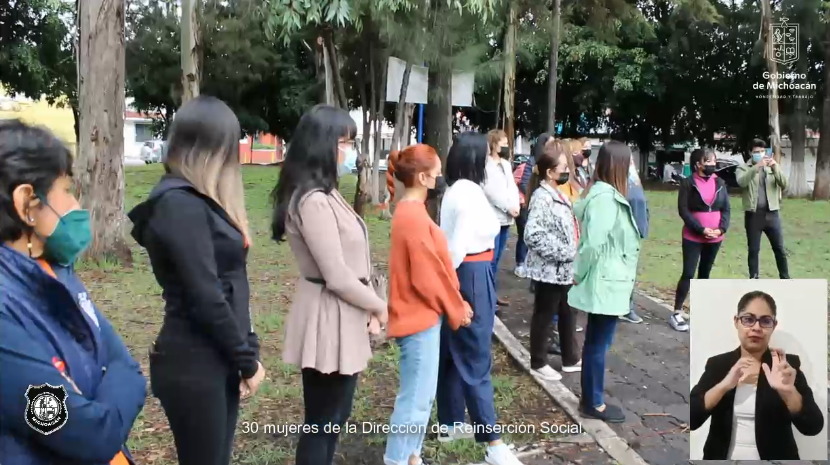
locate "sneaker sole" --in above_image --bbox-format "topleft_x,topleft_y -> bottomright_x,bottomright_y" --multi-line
532,371 -> 562,381
619,316 -> 643,323
580,410 -> 626,423
561,366 -> 582,373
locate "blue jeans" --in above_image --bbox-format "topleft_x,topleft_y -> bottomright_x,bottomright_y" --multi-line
384,321 -> 442,464
581,313 -> 618,409
491,225 -> 511,286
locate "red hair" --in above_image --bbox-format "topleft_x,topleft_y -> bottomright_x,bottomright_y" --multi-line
391,144 -> 439,188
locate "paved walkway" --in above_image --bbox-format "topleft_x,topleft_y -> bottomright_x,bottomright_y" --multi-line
496,238 -> 828,465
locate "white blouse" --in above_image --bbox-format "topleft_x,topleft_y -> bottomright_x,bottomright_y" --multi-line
440,179 -> 501,269
728,384 -> 760,460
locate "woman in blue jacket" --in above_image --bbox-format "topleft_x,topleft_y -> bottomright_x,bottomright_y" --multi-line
0,120 -> 146,465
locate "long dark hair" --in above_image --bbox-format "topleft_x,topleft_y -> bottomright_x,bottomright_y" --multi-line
446,132 -> 488,186
165,96 -> 249,237
582,140 -> 631,198
271,105 -> 357,241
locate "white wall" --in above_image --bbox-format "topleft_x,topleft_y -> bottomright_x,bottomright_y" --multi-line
689,279 -> 828,461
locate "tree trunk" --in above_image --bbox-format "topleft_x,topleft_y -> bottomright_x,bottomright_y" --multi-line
322,37 -> 336,106
353,47 -> 372,216
315,37 -> 328,104
180,0 -> 200,103
424,65 -> 452,221
403,103 -> 415,146
324,30 -> 348,109
495,65 -> 503,129
547,0 -> 561,134
371,50 -> 388,205
503,0 -> 518,157
762,0 -> 782,161
391,62 -> 413,152
787,91 -> 811,197
77,0 -> 131,265
814,21 -> 830,200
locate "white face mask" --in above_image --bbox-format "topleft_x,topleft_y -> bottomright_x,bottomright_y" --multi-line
337,148 -> 356,176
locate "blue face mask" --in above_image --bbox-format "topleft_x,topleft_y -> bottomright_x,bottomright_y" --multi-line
751,152 -> 764,164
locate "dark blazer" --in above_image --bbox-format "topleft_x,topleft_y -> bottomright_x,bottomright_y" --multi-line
690,347 -> 824,460
677,174 -> 731,235
128,175 -> 260,379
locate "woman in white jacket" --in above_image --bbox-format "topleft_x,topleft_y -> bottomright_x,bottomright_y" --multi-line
482,129 -> 521,308
523,139 -> 581,381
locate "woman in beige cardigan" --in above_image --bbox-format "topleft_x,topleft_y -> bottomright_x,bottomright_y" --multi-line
271,105 -> 388,465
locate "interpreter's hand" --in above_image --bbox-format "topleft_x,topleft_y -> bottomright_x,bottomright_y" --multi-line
242,361 -> 266,397
721,357 -> 755,390
509,207 -> 520,218
763,349 -> 796,394
368,315 -> 382,335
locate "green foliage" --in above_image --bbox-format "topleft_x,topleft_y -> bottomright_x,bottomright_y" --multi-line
125,0 -> 318,139
0,0 -> 76,108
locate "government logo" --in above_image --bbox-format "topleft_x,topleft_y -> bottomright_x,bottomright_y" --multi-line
25,384 -> 68,435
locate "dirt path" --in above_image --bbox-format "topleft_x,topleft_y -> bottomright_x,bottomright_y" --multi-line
496,237 -> 829,465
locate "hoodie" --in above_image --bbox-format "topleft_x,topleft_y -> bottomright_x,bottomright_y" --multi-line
128,175 -> 259,378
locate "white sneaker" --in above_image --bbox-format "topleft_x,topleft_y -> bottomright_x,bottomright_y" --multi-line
532,365 -> 562,381
669,312 -> 689,332
561,360 -> 582,373
437,422 -> 475,442
485,443 -> 524,465
513,265 -> 526,278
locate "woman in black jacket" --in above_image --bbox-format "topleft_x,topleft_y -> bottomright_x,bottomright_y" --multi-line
128,96 -> 265,465
670,149 -> 730,333
690,290 -> 823,460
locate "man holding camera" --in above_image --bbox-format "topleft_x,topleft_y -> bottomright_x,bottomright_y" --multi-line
736,138 -> 790,279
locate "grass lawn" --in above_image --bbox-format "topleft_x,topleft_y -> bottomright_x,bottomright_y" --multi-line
633,182 -> 830,305
79,165 -> 570,465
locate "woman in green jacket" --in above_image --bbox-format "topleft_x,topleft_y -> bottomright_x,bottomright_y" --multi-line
568,141 -> 642,424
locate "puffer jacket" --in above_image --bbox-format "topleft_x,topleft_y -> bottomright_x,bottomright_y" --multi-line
522,182 -> 579,284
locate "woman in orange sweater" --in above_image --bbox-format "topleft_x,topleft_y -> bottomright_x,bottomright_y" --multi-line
384,144 -> 472,465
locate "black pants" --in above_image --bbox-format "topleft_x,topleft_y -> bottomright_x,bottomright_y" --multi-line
530,282 -> 578,369
674,238 -> 722,310
150,345 -> 240,465
296,368 -> 359,465
745,210 -> 790,279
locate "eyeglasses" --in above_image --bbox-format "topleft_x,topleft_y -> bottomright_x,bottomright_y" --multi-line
738,314 -> 776,329
339,140 -> 356,150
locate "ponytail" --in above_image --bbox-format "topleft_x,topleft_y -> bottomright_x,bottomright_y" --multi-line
525,164 -> 540,204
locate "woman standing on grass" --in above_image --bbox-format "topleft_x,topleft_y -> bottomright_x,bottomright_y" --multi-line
1,120 -> 146,465
383,144 -> 472,465
272,104 -> 387,465
568,141 -> 641,424
437,133 -> 525,465
523,139 -> 581,382
481,129 -> 521,309
129,96 -> 264,465
671,149 -> 730,333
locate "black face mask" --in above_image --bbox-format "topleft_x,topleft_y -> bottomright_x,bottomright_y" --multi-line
555,173 -> 570,185
701,165 -> 716,177
582,149 -> 591,160
428,176 -> 447,199
499,146 -> 510,159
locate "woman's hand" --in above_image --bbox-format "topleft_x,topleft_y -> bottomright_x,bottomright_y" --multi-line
763,349 -> 796,394
376,309 -> 389,326
242,361 -> 266,399
720,357 -> 755,390
368,316 -> 382,335
703,227 -> 715,238
461,303 -> 474,327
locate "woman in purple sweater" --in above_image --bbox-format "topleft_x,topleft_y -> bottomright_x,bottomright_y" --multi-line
671,149 -> 731,332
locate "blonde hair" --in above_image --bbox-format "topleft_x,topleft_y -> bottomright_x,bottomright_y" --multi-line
487,129 -> 508,155
165,96 -> 250,243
